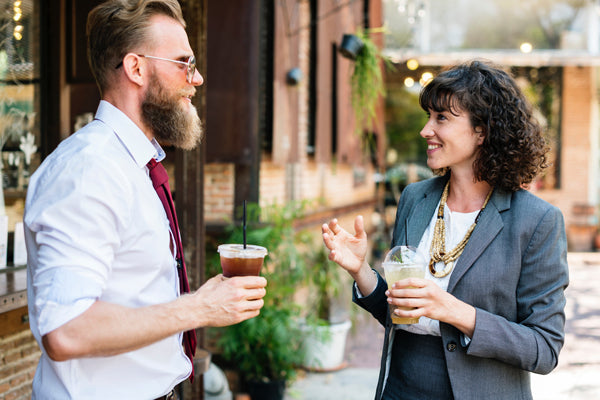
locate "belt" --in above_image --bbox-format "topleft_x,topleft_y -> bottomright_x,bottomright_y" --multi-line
154,390 -> 176,400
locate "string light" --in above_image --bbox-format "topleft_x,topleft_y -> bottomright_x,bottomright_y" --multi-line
420,72 -> 433,86
406,58 -> 419,70
14,24 -> 23,41
12,0 -> 24,40
395,0 -> 427,25
520,42 -> 533,53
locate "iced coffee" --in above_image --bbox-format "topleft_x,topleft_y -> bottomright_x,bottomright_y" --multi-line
217,244 -> 268,277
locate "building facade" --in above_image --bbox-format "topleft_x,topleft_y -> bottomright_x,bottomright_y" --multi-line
0,0 -> 385,398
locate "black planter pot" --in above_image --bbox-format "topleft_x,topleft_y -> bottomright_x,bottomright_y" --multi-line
246,379 -> 286,400
339,33 -> 364,60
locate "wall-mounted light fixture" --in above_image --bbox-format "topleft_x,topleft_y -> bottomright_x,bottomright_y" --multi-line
286,67 -> 303,86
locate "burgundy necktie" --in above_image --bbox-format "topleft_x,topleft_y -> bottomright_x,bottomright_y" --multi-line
147,158 -> 197,382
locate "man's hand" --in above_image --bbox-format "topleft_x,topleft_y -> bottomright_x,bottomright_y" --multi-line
42,275 -> 267,361
190,274 -> 267,327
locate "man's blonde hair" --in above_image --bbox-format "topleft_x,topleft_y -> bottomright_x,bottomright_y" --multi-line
86,0 -> 186,94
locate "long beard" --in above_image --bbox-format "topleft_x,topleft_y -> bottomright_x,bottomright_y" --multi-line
141,76 -> 203,150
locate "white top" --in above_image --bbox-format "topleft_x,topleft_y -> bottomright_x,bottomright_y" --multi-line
24,100 -> 191,400
399,201 -> 478,336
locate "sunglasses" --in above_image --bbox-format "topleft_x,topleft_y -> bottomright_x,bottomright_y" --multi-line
115,54 -> 197,83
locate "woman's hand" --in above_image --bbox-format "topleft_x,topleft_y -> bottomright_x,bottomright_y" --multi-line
322,216 -> 368,275
387,278 -> 476,338
322,216 -> 378,295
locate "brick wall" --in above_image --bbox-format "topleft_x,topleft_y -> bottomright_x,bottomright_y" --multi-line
204,163 -> 235,223
0,328 -> 40,400
259,160 -> 377,208
205,159 -> 378,222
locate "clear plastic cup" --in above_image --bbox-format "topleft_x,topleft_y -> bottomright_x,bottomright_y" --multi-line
382,246 -> 426,324
217,244 -> 268,277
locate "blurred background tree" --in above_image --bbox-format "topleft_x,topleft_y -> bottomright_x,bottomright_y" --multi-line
385,86 -> 427,165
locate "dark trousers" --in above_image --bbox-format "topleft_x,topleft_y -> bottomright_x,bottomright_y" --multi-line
382,329 -> 454,400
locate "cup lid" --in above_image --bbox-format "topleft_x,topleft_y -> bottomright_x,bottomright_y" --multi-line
383,245 -> 425,264
217,244 -> 268,258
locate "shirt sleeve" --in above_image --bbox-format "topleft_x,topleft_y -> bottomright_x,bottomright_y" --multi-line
26,154 -> 133,336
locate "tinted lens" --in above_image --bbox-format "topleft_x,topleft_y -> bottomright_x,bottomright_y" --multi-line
186,56 -> 196,83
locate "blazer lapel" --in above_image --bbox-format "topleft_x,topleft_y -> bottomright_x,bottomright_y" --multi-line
406,178 -> 446,247
447,189 -> 511,292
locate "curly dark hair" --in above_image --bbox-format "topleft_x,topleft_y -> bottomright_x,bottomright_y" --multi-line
419,60 -> 548,192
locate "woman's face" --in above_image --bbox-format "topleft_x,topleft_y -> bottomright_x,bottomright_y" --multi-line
420,106 -> 484,175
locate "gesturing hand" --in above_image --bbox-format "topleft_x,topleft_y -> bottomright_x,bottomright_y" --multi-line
321,215 -> 368,275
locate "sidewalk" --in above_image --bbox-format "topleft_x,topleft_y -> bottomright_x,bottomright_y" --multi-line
285,252 -> 600,399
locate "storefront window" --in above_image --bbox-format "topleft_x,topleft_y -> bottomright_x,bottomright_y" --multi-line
1,0 -> 40,194
1,0 -> 39,266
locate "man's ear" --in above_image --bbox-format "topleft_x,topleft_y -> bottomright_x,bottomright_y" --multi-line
121,53 -> 144,86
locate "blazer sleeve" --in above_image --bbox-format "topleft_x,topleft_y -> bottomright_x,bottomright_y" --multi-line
352,181 -> 425,327
352,271 -> 390,327
466,205 -> 569,374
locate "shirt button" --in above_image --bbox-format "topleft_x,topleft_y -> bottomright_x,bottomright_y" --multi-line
446,341 -> 457,352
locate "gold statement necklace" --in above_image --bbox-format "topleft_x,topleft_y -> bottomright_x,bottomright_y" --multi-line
429,181 -> 493,278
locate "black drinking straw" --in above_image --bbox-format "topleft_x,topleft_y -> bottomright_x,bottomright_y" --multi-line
243,200 -> 247,249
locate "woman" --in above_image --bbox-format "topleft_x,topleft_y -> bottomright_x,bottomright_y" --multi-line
322,60 -> 568,400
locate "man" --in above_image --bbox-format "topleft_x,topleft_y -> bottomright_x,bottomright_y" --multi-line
24,1 -> 267,399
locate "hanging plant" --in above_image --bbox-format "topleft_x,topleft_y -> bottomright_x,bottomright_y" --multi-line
347,29 -> 389,133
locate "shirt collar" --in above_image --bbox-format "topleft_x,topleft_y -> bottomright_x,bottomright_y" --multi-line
94,100 -> 166,168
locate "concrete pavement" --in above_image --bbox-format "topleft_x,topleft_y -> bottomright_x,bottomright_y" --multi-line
285,252 -> 600,399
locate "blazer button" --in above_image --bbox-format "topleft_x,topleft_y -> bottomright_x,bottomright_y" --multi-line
446,341 -> 457,352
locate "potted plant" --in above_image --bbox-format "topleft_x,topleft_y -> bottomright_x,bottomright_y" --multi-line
299,243 -> 352,371
210,201 -> 309,400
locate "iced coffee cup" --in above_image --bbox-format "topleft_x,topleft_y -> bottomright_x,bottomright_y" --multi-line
382,245 -> 426,324
217,244 -> 268,277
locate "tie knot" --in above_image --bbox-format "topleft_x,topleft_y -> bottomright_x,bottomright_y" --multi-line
147,158 -> 159,170
147,159 -> 168,187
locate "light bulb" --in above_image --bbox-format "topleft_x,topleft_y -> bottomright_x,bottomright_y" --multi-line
520,42 -> 533,53
406,59 -> 419,70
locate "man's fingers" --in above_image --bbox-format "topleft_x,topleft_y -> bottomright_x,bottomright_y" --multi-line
229,276 -> 267,289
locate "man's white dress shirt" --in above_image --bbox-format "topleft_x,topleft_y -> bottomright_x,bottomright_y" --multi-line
24,100 -> 191,399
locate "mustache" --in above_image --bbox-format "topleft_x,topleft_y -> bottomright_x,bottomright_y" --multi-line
180,88 -> 196,98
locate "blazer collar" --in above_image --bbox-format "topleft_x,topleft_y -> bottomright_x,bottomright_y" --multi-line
406,176 -> 447,247
447,188 -> 511,291
406,176 -> 513,292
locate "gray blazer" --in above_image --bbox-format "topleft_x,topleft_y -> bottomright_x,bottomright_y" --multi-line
354,176 -> 569,400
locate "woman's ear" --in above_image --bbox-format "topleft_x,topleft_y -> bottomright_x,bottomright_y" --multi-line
475,126 -> 485,145
121,53 -> 144,86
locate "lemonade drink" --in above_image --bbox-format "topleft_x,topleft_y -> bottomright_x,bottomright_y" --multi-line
383,263 -> 425,324
382,245 -> 426,325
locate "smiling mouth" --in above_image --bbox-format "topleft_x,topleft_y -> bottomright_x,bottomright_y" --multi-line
428,144 -> 441,150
